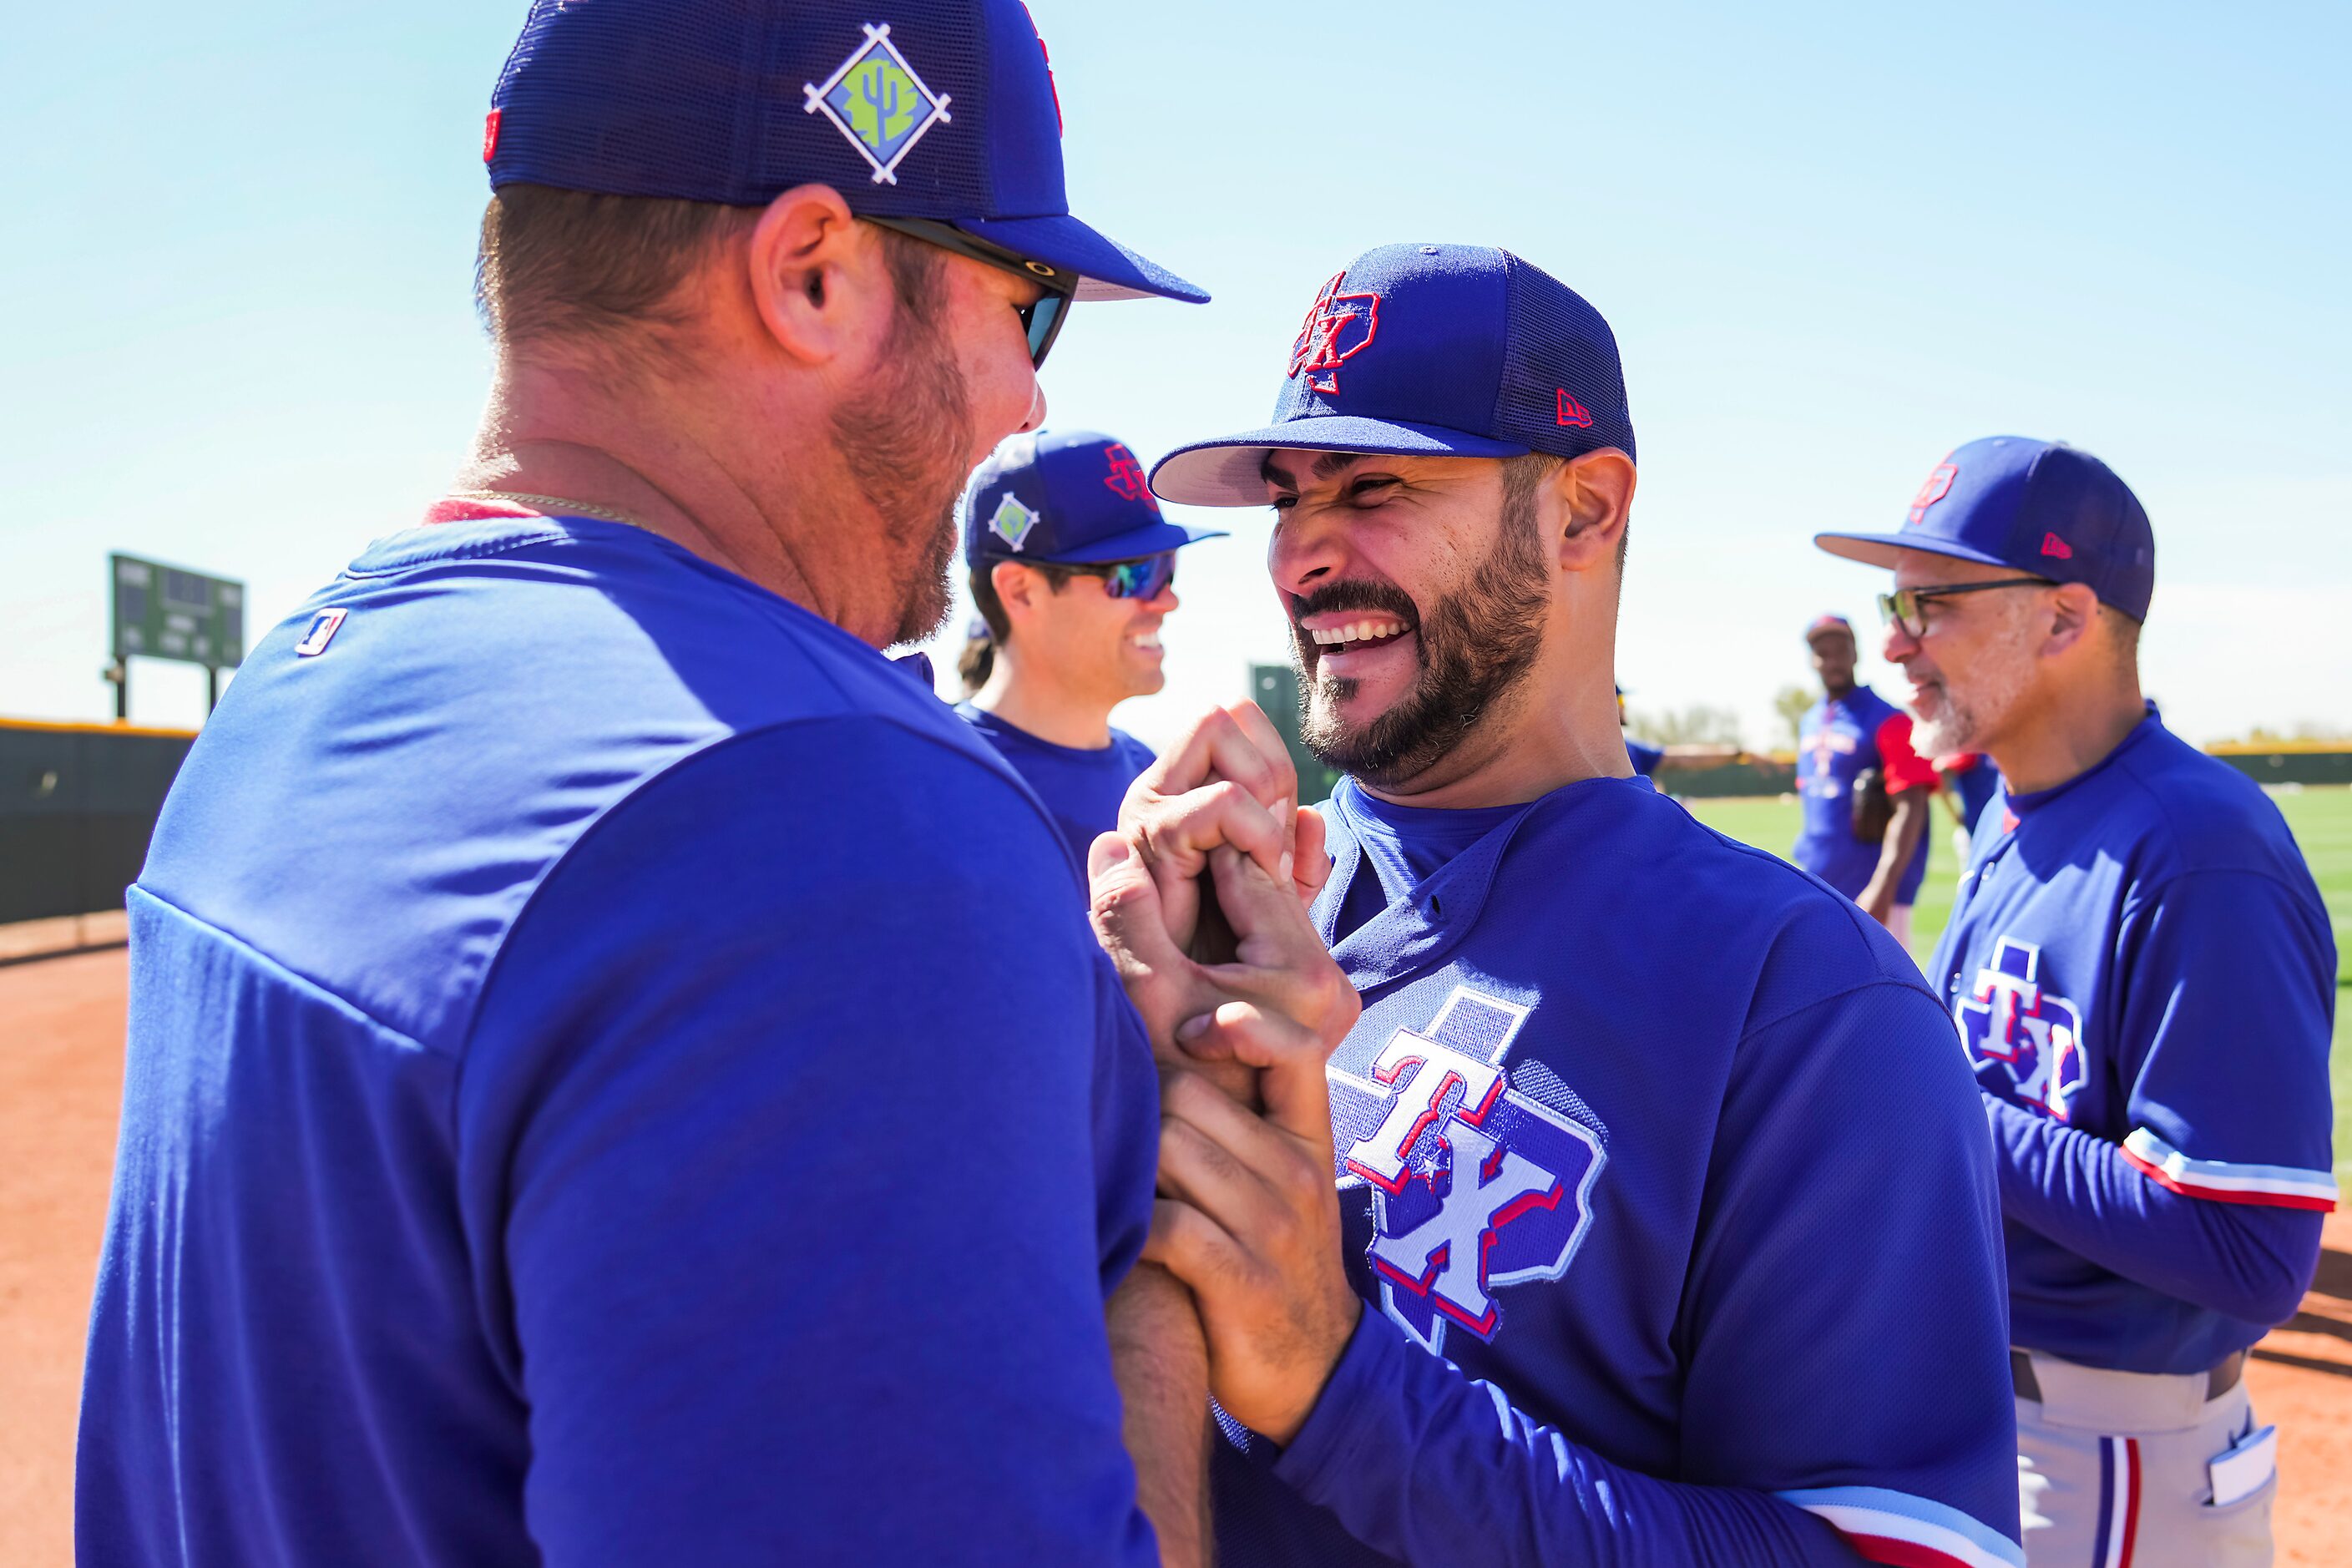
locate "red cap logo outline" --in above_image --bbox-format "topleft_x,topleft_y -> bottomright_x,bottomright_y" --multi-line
1101,443 -> 1158,508
1289,272 -> 1382,396
1907,459 -> 1958,526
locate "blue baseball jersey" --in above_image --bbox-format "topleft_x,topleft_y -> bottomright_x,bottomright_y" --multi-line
955,702 -> 1158,862
77,513 -> 1161,1567
1625,736 -> 1665,776
1793,685 -> 1936,903
1929,711 -> 2339,1374
1214,776 -> 2022,1568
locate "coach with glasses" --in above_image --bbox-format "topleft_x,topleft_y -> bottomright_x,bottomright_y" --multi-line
1819,436 -> 2338,1567
957,431 -> 1224,859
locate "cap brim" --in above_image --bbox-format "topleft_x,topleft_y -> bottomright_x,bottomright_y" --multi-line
1150,415 -> 1529,507
972,518 -> 1228,566
1813,531 -> 2014,572
959,214 -> 1208,304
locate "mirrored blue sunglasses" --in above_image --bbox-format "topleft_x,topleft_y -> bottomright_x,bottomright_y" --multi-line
1075,552 -> 1177,600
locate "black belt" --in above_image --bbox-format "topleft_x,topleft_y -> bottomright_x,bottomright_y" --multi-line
2010,1348 -> 2243,1403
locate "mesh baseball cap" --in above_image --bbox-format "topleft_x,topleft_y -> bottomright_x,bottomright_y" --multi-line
485,0 -> 1205,305
1804,614 -> 1856,645
1149,244 -> 1631,505
964,431 -> 1227,565
1816,437 -> 2156,621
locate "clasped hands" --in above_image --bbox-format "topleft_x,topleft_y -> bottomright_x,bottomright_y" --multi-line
1087,703 -> 1364,1447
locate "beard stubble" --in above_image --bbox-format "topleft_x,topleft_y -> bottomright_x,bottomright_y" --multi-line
829,268 -> 977,649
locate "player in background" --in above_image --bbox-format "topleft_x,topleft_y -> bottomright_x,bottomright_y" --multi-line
1128,244 -> 2021,1568
1935,751 -> 2005,867
74,3 -> 1233,1563
1793,613 -> 1937,943
1818,437 -> 2337,1567
957,430 -> 1224,858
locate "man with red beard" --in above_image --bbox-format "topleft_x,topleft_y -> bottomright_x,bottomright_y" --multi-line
75,4 -> 1239,1565
1130,245 -> 2022,1568
1818,438 -> 2336,1566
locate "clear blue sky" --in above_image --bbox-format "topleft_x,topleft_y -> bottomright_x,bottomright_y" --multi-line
3,1 -> 2345,746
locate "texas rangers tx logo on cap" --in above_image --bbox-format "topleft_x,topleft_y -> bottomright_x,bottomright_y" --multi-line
803,23 -> 954,185
1330,987 -> 1606,1353
1290,273 -> 1383,395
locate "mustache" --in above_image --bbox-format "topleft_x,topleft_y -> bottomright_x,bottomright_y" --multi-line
1289,579 -> 1419,628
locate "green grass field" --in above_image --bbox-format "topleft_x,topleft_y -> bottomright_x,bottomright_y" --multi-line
1685,787 -> 2352,1181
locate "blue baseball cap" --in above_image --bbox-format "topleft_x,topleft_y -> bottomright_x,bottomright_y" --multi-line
964,431 -> 1227,565
485,1 -> 1206,305
1816,437 -> 2156,621
1149,244 -> 1632,505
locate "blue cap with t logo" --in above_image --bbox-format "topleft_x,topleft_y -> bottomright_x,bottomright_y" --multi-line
965,431 -> 1226,565
1815,438 -> 2156,621
1147,243 -> 1631,505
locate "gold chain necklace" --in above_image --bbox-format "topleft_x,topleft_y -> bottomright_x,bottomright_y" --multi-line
444,489 -> 650,529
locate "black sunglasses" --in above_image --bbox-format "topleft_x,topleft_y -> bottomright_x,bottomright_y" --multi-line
863,215 -> 1075,370
1877,577 -> 2053,638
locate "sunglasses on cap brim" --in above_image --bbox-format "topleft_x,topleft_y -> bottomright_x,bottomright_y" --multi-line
1070,552 -> 1177,600
863,216 -> 1075,371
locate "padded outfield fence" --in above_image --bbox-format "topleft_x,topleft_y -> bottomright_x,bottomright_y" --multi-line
0,719 -> 195,958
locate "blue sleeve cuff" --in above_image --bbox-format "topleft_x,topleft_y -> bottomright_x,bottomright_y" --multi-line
1271,1302 -> 1399,1501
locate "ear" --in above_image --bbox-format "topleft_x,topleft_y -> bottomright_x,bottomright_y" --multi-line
2041,582 -> 2101,660
990,559 -> 1041,622
1555,449 -> 1636,573
746,184 -> 886,367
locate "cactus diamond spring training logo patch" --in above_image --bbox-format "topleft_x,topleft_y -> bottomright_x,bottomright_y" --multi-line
989,494 -> 1039,552
804,24 -> 954,185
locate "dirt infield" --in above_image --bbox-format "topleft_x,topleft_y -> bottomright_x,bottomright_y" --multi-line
5,948 -> 2348,1565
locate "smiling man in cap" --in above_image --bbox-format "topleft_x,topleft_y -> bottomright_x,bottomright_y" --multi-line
75,3 -> 1232,1564
957,430 -> 1224,859
1818,438 -> 2337,1567
1120,244 -> 2021,1567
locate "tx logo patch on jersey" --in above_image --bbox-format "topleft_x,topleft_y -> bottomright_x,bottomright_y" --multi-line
1958,936 -> 2086,1120
1330,988 -> 1606,1353
1801,725 -> 1859,796
988,493 -> 1039,552
1289,272 -> 1382,395
804,23 -> 953,185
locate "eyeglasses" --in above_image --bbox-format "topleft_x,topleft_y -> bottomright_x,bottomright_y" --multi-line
1877,578 -> 2052,638
862,215 -> 1076,370
1070,552 -> 1177,601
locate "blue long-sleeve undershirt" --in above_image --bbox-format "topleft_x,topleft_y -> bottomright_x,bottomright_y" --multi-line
1986,1098 -> 2322,1328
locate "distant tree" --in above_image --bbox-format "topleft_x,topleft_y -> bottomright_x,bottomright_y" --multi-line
1772,685 -> 1813,749
1626,703 -> 1745,748
2230,722 -> 2352,746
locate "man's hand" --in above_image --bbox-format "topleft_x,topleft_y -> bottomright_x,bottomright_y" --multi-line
1142,846 -> 1361,1446
1119,704 -> 1333,960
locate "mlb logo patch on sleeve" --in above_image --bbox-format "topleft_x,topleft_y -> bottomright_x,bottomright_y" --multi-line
294,608 -> 348,657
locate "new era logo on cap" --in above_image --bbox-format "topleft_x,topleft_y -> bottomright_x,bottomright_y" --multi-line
1150,243 -> 1634,506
